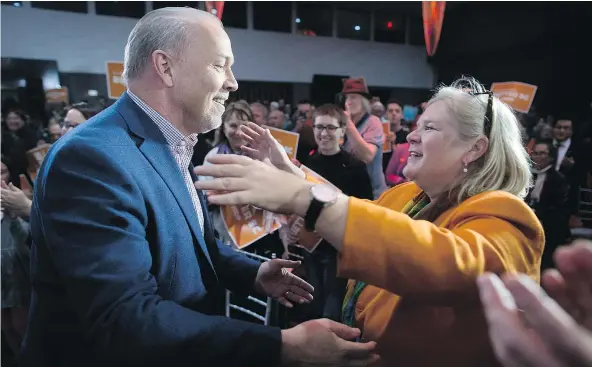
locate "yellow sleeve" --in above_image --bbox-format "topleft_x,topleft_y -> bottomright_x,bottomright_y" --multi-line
338,195 -> 544,303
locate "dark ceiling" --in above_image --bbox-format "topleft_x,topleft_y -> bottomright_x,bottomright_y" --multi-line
331,1 -> 466,16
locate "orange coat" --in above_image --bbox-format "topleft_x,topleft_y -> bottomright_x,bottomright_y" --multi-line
338,182 -> 544,367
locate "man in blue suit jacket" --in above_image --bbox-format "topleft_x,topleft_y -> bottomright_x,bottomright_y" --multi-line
21,7 -> 374,367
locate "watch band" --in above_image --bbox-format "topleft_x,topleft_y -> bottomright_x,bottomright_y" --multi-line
304,197 -> 325,232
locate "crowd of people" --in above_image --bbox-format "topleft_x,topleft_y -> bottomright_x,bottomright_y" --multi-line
1,6 -> 592,367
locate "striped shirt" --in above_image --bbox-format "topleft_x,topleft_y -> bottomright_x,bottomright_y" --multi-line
127,90 -> 204,233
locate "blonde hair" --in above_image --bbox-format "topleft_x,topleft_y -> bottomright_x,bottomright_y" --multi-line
428,76 -> 532,201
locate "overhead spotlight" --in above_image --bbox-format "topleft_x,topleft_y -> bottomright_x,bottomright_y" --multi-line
354,25 -> 360,31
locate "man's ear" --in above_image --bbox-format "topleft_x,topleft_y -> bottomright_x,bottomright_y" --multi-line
152,50 -> 174,88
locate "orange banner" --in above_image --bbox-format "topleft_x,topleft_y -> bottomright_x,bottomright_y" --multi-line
382,122 -> 392,153
45,88 -> 69,104
267,126 -> 300,160
289,166 -> 342,253
491,82 -> 538,114
422,1 -> 446,56
221,204 -> 282,249
106,61 -> 126,100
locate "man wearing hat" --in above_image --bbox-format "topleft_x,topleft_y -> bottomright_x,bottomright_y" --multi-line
340,77 -> 387,199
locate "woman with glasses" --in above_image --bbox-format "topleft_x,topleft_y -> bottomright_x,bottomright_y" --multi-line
194,76 -> 543,366
296,104 -> 372,323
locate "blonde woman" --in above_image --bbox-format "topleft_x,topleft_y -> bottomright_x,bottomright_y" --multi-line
195,77 -> 543,366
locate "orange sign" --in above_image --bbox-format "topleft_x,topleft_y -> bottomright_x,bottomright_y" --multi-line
45,88 -> 69,104
491,82 -> 538,114
106,61 -> 126,100
26,144 -> 51,181
221,204 -> 282,249
382,122 -> 392,153
267,127 -> 300,160
289,166 -> 342,253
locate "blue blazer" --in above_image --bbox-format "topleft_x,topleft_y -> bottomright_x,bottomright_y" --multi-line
21,93 -> 282,367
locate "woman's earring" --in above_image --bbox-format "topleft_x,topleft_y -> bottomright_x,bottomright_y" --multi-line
463,162 -> 468,173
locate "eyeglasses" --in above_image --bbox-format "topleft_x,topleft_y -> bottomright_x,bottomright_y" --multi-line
61,120 -> 79,130
313,125 -> 341,132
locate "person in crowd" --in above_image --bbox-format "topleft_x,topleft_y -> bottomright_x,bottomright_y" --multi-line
61,102 -> 98,134
267,109 -> 286,129
251,102 -> 268,126
552,118 -> 589,228
525,120 -> 553,154
195,76 -> 542,366
289,104 -> 373,322
1,156 -> 32,358
1,109 -> 40,185
370,100 -> 385,119
339,77 -> 387,199
23,8 -> 376,367
199,101 -> 285,257
46,121 -> 63,143
384,141 -> 411,187
478,239 -> 592,366
383,99 -> 408,172
526,141 -> 571,269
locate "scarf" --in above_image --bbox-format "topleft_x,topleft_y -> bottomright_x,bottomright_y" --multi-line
341,192 -> 431,338
528,164 -> 552,203
217,142 -> 240,155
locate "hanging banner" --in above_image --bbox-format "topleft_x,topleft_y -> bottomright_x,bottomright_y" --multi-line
491,82 -> 538,114
106,61 -> 126,100
205,1 -> 224,20
422,1 -> 446,57
267,126 -> 300,160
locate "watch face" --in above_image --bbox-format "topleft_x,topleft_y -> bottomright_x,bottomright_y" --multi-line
311,184 -> 339,204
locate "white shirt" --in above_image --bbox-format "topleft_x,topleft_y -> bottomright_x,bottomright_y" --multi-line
554,138 -> 571,171
127,90 -> 204,233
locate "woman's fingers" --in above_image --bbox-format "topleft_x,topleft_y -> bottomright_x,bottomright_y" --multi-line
205,154 -> 253,166
240,145 -> 261,158
194,162 -> 250,179
245,121 -> 267,135
194,177 -> 249,192
206,190 -> 256,207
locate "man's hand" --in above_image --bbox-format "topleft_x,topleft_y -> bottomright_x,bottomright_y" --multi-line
280,319 -> 380,367
543,240 -> 592,330
254,258 -> 313,308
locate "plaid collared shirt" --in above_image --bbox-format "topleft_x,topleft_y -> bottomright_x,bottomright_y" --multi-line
128,90 -> 204,233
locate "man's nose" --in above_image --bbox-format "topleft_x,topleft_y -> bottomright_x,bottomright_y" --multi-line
225,69 -> 238,92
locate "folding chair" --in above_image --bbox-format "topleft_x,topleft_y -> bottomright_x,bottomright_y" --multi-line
225,250 -> 274,325
571,187 -> 592,239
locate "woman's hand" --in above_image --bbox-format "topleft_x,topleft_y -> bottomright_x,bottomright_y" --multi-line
239,122 -> 290,168
239,122 -> 305,178
1,181 -> 32,218
194,154 -> 313,216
